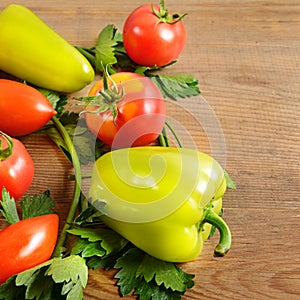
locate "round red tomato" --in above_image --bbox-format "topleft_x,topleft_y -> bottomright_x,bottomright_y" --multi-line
0,214 -> 59,284
84,72 -> 166,148
0,132 -> 34,200
0,79 -> 56,136
123,4 -> 187,67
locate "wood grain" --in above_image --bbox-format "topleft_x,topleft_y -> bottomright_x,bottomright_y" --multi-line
0,0 -> 300,299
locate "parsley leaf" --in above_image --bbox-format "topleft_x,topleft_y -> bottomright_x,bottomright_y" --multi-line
115,248 -> 195,299
42,114 -> 104,165
68,227 -> 128,257
71,238 -> 106,258
224,170 -> 237,189
59,111 -> 79,126
45,256 -> 88,289
38,88 -> 68,117
95,24 -> 118,73
20,190 -> 56,219
11,256 -> 88,300
0,276 -> 26,300
0,187 -> 20,224
150,74 -> 201,100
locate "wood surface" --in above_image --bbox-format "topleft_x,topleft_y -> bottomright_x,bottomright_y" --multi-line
0,0 -> 300,299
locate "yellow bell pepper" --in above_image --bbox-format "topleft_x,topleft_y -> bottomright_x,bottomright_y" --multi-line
0,4 -> 94,93
89,146 -> 232,262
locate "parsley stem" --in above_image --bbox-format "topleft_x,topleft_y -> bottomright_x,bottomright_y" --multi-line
165,121 -> 183,148
51,116 -> 82,257
68,173 -> 91,180
158,132 -> 166,147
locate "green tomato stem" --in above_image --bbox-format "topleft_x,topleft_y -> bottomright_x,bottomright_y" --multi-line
51,116 -> 82,257
0,131 -> 13,161
152,0 -> 187,24
159,0 -> 167,16
202,206 -> 232,257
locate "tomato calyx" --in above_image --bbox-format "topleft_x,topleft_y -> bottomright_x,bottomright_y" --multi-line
0,131 -> 13,161
77,87 -> 123,121
152,0 -> 187,24
76,65 -> 124,122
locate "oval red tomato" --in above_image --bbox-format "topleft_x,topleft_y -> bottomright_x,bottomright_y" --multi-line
0,132 -> 34,200
0,79 -> 56,136
84,72 -> 166,148
0,214 -> 59,284
123,4 -> 186,67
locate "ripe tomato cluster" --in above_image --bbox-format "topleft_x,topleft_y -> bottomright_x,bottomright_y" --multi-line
0,79 -> 56,200
0,80 -> 58,286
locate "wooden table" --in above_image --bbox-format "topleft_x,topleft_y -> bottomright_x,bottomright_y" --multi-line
0,1 -> 299,299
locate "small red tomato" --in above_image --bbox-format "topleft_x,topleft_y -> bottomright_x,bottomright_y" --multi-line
0,79 -> 56,136
123,3 -> 187,67
0,132 -> 34,200
84,72 -> 166,148
0,214 -> 59,284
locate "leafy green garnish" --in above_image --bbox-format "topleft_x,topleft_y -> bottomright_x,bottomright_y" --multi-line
95,24 -> 119,73
40,110 -> 104,165
38,88 -> 68,117
0,276 -> 26,300
0,187 -> 20,224
149,74 -> 201,100
0,188 -> 55,224
20,190 -> 56,219
115,248 -> 195,299
224,170 -> 236,190
0,255 -> 88,300
68,227 -> 128,257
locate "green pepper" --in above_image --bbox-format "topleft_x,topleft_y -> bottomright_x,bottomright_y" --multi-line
89,146 -> 232,262
0,4 -> 94,93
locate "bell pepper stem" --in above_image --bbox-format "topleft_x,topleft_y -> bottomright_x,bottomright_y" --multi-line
203,206 -> 232,257
51,116 -> 82,257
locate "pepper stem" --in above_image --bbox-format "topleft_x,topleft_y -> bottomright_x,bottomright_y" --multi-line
0,131 -> 13,161
202,206 -> 232,257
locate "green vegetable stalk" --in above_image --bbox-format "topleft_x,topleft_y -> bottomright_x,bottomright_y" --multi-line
0,4 -> 94,93
88,146 -> 232,262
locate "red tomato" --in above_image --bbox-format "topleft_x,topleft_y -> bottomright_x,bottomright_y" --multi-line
85,72 -> 166,148
0,79 -> 56,136
0,214 -> 59,284
123,4 -> 187,67
0,132 -> 34,200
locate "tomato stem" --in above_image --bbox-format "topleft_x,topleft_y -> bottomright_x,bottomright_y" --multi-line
0,131 -> 14,161
152,0 -> 187,24
51,116 -> 82,257
159,0 -> 167,17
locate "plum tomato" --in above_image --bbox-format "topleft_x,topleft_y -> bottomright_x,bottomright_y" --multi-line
0,79 -> 56,136
0,214 -> 59,284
